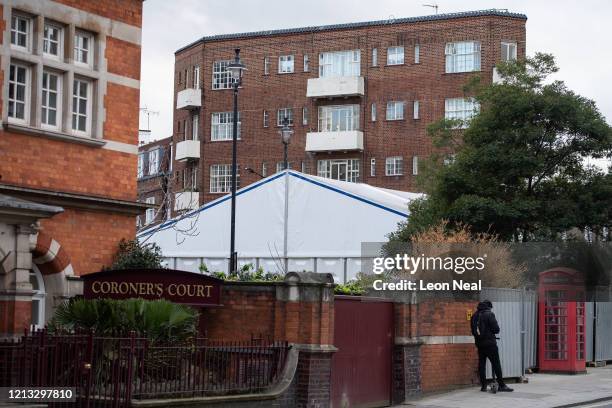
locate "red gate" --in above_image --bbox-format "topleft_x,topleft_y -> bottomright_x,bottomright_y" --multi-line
332,296 -> 393,408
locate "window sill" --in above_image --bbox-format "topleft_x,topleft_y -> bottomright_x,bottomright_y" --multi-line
385,118 -> 405,122
4,123 -> 105,147
385,63 -> 405,67
210,139 -> 242,142
443,70 -> 482,75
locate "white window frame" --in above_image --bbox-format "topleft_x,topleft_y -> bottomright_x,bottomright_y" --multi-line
371,103 -> 377,122
277,162 -> 292,172
74,30 -> 94,67
264,56 -> 271,75
145,196 -> 156,225
212,60 -> 233,89
263,110 -> 269,127
71,78 -> 93,136
8,63 -> 30,124
10,13 -> 31,51
317,159 -> 360,183
29,267 -> 46,330
445,41 -> 481,73
277,108 -> 293,126
318,104 -> 359,132
302,107 -> 308,126
386,101 -> 404,121
210,164 -> 237,193
303,54 -> 310,72
370,158 -> 376,177
318,50 -> 360,77
211,112 -> 241,141
372,48 -> 378,67
148,148 -> 160,175
414,44 -> 420,64
501,42 -> 517,62
412,156 -> 419,175
387,46 -> 405,65
413,100 -> 419,120
191,113 -> 199,140
192,66 -> 200,88
385,156 -> 403,176
262,162 -> 268,177
43,22 -> 63,60
444,97 -> 480,127
137,153 -> 144,178
41,70 -> 62,131
278,55 -> 295,73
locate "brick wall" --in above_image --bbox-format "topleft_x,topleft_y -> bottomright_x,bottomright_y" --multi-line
172,12 -> 527,206
105,36 -> 142,80
53,0 -> 142,27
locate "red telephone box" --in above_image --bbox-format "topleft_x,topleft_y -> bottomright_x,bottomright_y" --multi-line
538,268 -> 586,374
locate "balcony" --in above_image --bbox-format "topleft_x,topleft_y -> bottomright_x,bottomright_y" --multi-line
306,76 -> 364,98
175,140 -> 200,162
305,130 -> 364,152
176,88 -> 201,110
174,191 -> 200,212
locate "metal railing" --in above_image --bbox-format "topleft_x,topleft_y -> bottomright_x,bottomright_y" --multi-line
0,330 -> 290,407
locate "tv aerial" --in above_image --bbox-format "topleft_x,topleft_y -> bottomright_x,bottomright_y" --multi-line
423,3 -> 439,14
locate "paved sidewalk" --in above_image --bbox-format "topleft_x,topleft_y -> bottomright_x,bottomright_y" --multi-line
400,366 -> 612,408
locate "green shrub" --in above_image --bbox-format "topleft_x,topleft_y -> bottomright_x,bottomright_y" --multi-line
109,239 -> 165,270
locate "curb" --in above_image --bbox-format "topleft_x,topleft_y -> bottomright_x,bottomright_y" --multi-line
553,396 -> 612,408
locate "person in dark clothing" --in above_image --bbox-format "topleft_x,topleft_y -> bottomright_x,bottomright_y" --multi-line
470,300 -> 514,392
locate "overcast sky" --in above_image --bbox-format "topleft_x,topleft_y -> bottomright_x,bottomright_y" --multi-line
139,0 -> 611,143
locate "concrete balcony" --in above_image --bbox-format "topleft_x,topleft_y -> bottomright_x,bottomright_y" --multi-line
176,88 -> 201,110
306,76 -> 365,98
305,130 -> 364,152
174,191 -> 200,212
175,140 -> 200,162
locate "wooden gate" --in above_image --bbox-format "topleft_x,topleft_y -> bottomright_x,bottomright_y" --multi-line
332,296 -> 393,408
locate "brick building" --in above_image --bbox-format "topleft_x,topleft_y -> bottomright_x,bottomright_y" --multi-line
0,0 -> 144,335
137,135 -> 173,229
171,9 -> 526,208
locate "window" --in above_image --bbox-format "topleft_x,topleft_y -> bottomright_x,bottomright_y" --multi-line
277,108 -> 293,126
372,48 -> 378,67
371,103 -> 377,122
501,42 -> 517,62
191,114 -> 199,140
210,164 -> 238,193
71,79 -> 91,135
137,153 -> 144,178
318,104 -> 359,131
386,157 -> 403,176
317,159 -> 360,182
263,110 -> 269,127
145,197 -> 155,224
211,112 -> 241,141
412,156 -> 419,175
445,41 -> 481,73
264,56 -> 270,75
8,64 -> 29,123
148,149 -> 160,175
414,44 -> 420,64
262,162 -> 267,177
386,101 -> 404,120
278,55 -> 294,73
10,14 -> 30,50
276,162 -> 292,172
192,66 -> 200,88
212,60 -> 233,89
190,166 -> 198,190
413,100 -> 420,120
302,107 -> 308,125
445,97 -> 480,126
319,50 -> 360,77
41,71 -> 61,130
301,161 -> 307,173
387,46 -> 404,65
303,55 -> 310,72
74,31 -> 93,66
43,23 -> 62,59
370,158 -> 376,177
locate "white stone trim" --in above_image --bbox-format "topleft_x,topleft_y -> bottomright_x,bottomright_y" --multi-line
419,335 -> 475,345
32,238 -> 60,264
103,139 -> 139,155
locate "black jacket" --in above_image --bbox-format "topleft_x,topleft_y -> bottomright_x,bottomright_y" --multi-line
471,301 -> 500,348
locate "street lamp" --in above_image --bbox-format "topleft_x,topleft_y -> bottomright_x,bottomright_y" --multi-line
227,48 -> 246,274
280,116 -> 293,170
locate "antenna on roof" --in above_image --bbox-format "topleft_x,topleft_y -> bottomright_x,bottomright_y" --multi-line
423,3 -> 439,14
140,106 -> 159,131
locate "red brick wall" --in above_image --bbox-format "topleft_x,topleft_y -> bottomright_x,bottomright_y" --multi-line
40,208 -> 136,275
104,83 -> 141,145
52,0 -> 142,27
0,300 -> 32,334
106,36 -> 141,80
172,14 -> 526,205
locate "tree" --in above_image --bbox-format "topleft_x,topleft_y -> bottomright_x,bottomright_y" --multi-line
390,53 -> 612,242
109,238 -> 165,269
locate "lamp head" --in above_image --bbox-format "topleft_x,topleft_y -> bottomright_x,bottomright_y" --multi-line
280,116 -> 293,144
227,48 -> 247,82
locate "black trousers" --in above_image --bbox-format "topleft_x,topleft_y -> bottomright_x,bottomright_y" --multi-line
477,344 -> 505,386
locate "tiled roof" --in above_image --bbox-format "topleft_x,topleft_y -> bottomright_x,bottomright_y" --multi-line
176,9 -> 527,54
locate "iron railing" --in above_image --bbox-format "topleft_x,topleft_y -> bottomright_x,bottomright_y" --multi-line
0,330 -> 290,407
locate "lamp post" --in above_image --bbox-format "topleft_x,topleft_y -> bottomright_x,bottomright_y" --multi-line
280,116 -> 293,170
226,48 -> 246,274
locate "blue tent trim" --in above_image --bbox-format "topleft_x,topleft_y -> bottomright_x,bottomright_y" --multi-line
137,171 -> 408,239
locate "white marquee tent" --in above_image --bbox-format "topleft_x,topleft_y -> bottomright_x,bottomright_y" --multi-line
137,170 -> 422,283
